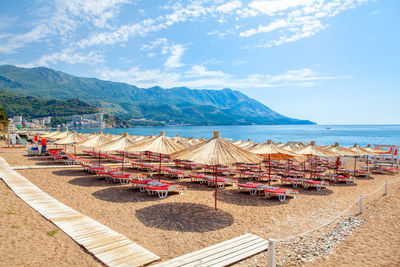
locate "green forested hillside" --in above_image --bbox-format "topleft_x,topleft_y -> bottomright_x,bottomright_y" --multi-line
0,65 -> 315,125
0,103 -> 8,131
0,88 -> 100,119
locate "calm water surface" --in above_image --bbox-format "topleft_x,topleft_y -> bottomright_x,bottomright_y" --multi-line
77,125 -> 400,147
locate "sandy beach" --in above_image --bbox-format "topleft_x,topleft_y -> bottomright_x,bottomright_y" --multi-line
1,143 -> 399,266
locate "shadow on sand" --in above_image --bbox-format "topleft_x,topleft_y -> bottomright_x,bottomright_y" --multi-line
68,176 -> 122,187
135,202 -> 234,232
217,188 -> 289,207
92,186 -> 159,203
52,169 -> 87,176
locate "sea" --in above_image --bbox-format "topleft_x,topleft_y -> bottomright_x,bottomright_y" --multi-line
76,125 -> 400,147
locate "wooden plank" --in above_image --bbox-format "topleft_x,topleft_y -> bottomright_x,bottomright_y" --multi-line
204,242 -> 268,267
153,234 -> 267,267
153,234 -> 255,266
188,239 -> 268,267
0,156 -> 160,267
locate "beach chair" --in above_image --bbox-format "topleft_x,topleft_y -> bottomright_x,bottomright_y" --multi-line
263,187 -> 298,202
280,178 -> 303,188
109,172 -> 136,184
331,175 -> 356,184
302,180 -> 329,191
129,179 -> 171,192
144,184 -> 187,199
237,183 -> 265,195
165,169 -> 187,179
188,173 -> 208,183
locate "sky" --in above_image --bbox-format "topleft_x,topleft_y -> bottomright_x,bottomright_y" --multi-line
0,0 -> 399,125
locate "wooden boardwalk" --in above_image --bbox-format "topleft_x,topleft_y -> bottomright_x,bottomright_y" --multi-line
0,157 -> 160,267
152,233 -> 268,267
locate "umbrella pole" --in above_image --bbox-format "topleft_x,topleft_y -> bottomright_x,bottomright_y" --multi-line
122,151 -> 125,172
354,156 -> 357,171
64,144 -> 66,154
214,165 -> 218,211
366,155 -> 369,172
98,150 -> 101,166
159,153 -> 162,182
310,156 -> 313,179
74,145 -> 76,158
268,154 -> 271,186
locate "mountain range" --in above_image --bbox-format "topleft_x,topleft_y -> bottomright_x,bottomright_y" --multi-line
0,65 -> 315,126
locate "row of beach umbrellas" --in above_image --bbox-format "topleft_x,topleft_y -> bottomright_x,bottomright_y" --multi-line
35,129 -> 387,210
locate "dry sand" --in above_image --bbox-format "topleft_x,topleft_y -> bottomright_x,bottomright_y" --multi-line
1,143 -> 399,266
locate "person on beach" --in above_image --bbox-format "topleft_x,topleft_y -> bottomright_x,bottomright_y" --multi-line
335,157 -> 341,169
40,138 -> 47,154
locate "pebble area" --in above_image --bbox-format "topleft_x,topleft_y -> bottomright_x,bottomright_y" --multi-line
234,216 -> 366,267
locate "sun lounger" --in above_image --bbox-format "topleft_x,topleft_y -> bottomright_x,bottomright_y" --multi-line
282,170 -> 305,178
188,173 -> 208,183
164,169 -> 187,179
181,162 -> 203,170
257,174 -> 280,182
144,184 -> 187,199
330,175 -> 356,184
238,171 -> 258,179
109,172 -> 136,184
238,183 -> 265,195
302,180 -> 329,191
129,179 -> 171,192
263,187 -> 298,202
280,178 -> 303,188
206,178 -> 226,188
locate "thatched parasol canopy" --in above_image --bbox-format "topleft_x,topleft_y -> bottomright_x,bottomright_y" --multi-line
54,130 -> 86,145
126,131 -> 186,155
95,133 -> 137,152
41,129 -> 60,138
294,141 -> 336,157
348,144 -> 375,156
75,132 -> 112,148
249,140 -> 305,161
362,144 -> 388,155
324,142 -> 358,156
170,131 -> 262,166
49,129 -> 70,140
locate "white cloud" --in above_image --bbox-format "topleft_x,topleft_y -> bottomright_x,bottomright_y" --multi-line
239,0 -> 369,46
185,65 -> 231,78
164,45 -> 185,68
96,65 -> 351,90
216,0 -> 243,14
240,19 -> 287,37
0,0 -> 129,54
22,48 -> 104,67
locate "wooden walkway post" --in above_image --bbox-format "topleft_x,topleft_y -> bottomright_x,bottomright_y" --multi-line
384,180 -> 388,196
359,194 -> 364,214
267,239 -> 276,267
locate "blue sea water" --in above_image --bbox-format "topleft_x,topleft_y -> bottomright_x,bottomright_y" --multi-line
77,125 -> 400,147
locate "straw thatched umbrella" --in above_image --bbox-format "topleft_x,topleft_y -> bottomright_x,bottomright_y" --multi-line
41,129 -> 60,138
75,132 -> 112,148
50,129 -> 70,140
362,144 -> 388,170
280,142 -> 304,152
324,142 -> 358,171
75,131 -> 112,165
96,133 -> 137,171
170,131 -> 262,210
249,140 -> 305,185
54,130 -> 87,156
126,131 -> 186,180
349,144 -> 377,171
294,141 -> 337,178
